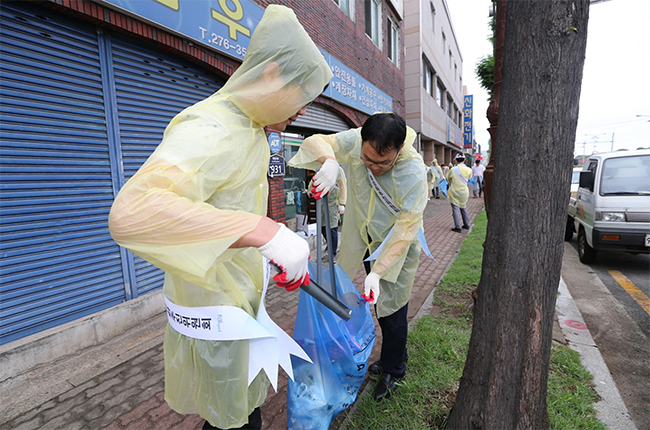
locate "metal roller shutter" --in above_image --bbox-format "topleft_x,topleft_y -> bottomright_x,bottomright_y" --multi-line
291,102 -> 351,132
109,36 -> 224,297
0,5 -> 126,344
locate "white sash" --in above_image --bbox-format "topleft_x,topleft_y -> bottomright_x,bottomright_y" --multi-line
452,166 -> 468,186
367,167 -> 400,216
364,168 -> 434,261
164,258 -> 311,391
430,166 -> 442,182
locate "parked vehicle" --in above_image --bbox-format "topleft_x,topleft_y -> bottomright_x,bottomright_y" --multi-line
566,150 -> 650,263
570,167 -> 581,198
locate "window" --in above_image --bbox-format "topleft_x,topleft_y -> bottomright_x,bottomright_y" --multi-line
436,79 -> 444,108
423,59 -> 434,96
365,0 -> 381,46
387,17 -> 399,66
446,95 -> 453,116
430,3 -> 435,33
449,50 -> 452,68
333,0 -> 353,18
442,31 -> 446,51
454,63 -> 457,82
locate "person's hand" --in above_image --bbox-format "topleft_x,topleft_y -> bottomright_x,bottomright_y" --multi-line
257,224 -> 310,291
310,159 -> 339,199
338,205 -> 345,215
361,272 -> 380,304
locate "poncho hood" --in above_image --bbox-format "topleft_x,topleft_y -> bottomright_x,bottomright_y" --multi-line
221,5 -> 333,126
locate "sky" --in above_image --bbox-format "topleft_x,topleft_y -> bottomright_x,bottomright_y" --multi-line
445,0 -> 650,159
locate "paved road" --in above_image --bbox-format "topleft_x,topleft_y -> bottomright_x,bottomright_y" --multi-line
562,242 -> 650,430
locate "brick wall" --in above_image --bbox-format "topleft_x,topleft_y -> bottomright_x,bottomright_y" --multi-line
266,176 -> 286,224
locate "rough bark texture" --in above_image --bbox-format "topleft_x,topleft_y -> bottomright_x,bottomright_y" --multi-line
446,1 -> 590,429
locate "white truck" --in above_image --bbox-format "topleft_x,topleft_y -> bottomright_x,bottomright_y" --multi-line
565,149 -> 650,264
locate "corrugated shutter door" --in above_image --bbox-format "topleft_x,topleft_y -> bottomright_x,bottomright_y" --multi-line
110,37 -> 225,296
0,6 -> 126,344
291,103 -> 351,132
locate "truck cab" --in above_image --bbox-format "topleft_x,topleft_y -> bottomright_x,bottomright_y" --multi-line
566,150 -> 650,263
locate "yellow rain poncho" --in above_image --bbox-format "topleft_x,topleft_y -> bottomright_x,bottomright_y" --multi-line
108,5 -> 332,428
446,163 -> 473,208
288,127 -> 427,318
430,160 -> 444,188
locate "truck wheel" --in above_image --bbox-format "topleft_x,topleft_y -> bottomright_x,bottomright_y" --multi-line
578,227 -> 597,264
564,217 -> 574,242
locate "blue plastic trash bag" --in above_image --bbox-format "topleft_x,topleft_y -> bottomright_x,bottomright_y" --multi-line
287,261 -> 376,430
438,178 -> 448,196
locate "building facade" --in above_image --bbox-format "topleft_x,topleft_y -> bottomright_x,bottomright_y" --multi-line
0,0 -> 405,345
404,0 -> 464,166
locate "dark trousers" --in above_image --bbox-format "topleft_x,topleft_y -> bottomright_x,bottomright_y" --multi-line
202,408 -> 262,430
363,246 -> 408,377
321,226 -> 339,258
377,302 -> 409,377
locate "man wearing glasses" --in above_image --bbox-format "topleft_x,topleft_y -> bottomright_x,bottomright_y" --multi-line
288,113 -> 428,402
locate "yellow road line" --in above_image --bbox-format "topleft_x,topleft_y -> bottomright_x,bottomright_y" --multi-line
608,270 -> 650,316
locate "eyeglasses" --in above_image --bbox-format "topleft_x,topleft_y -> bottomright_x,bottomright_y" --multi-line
360,150 -> 400,169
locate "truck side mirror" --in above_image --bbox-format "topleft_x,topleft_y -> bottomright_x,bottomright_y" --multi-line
579,170 -> 594,192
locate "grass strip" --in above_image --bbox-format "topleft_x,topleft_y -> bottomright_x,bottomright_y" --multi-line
345,211 -> 604,430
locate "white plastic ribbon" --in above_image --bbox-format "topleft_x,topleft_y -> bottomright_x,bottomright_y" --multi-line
164,258 -> 312,391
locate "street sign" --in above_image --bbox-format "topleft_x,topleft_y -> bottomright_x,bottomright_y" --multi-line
269,154 -> 285,177
268,132 -> 281,154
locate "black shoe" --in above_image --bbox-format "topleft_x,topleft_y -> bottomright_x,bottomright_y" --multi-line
368,360 -> 382,375
451,227 -> 462,233
462,225 -> 470,230
373,372 -> 404,401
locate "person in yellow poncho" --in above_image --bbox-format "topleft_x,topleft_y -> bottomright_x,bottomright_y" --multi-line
309,166 -> 347,262
447,152 -> 473,232
108,5 -> 333,429
288,113 -> 428,402
431,159 -> 444,199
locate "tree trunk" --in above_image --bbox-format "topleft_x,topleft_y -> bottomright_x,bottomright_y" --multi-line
446,1 -> 590,429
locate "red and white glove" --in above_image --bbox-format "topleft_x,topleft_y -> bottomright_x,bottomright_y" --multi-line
338,205 -> 345,215
257,224 -> 310,291
310,159 -> 339,199
361,272 -> 380,304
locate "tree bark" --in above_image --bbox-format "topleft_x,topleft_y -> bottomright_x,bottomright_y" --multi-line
446,1 -> 590,429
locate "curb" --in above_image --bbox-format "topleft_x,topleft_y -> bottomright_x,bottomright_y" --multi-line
556,277 -> 637,430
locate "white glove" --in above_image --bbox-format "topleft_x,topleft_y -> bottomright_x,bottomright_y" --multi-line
311,159 -> 339,199
362,272 -> 380,304
257,224 -> 310,291
338,205 -> 345,215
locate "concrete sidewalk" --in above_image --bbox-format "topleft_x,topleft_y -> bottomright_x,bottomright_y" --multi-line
0,195 -> 628,430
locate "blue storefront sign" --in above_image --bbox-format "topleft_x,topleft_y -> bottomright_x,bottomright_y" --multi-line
322,52 -> 393,115
101,0 -> 264,61
101,0 -> 392,114
447,118 -> 462,148
463,95 -> 473,149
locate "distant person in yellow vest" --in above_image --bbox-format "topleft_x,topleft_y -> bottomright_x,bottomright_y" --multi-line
429,159 -> 444,199
447,153 -> 473,233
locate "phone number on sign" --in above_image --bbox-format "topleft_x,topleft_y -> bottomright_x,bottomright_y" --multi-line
198,27 -> 247,57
